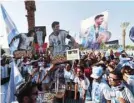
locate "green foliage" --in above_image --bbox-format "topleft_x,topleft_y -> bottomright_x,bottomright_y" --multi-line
120,22 -> 130,30
125,45 -> 134,50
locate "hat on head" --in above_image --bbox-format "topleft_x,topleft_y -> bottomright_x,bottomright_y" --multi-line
122,62 -> 133,69
91,66 -> 103,79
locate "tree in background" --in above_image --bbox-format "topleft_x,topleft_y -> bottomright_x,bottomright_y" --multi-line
100,42 -> 106,50
120,22 -> 130,50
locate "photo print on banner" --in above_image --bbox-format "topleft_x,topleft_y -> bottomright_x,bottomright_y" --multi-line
34,26 -> 47,52
80,11 -> 111,49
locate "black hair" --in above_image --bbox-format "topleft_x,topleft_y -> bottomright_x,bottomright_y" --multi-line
66,61 -> 72,68
122,65 -> 132,70
102,57 -> 106,62
51,21 -> 59,28
110,70 -> 123,80
121,54 -> 126,58
96,63 -> 107,71
27,30 -> 35,37
15,81 -> 37,103
1,48 -> 5,56
77,65 -> 84,73
74,59 -> 79,64
94,14 -> 104,20
121,65 -> 132,75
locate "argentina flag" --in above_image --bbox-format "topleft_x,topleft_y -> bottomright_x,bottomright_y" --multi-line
6,60 -> 25,103
0,4 -> 19,54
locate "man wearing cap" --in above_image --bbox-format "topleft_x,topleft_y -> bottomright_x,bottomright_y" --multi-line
91,66 -> 111,103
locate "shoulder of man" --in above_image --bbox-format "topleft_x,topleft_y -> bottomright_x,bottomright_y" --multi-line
20,33 -> 27,37
101,82 -> 110,90
49,32 -> 55,38
59,30 -> 68,33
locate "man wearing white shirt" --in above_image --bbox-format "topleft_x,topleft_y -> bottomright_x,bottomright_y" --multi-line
90,66 -> 111,103
10,30 -> 35,50
105,71 -> 134,103
49,21 -> 77,57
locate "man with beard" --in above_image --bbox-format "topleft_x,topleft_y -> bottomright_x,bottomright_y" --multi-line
84,14 -> 107,49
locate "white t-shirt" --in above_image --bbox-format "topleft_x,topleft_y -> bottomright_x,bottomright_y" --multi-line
104,85 -> 134,103
92,79 -> 111,103
74,76 -> 90,98
74,76 -> 90,91
49,30 -> 69,56
64,69 -> 74,83
19,33 -> 34,50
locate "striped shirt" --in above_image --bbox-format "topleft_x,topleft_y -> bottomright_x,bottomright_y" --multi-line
49,30 -> 75,56
104,85 -> 134,103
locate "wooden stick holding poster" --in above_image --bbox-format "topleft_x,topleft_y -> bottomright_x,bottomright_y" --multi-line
66,49 -> 80,60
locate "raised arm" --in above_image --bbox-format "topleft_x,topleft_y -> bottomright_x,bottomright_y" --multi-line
74,83 -> 78,100
9,34 -> 21,46
41,64 -> 55,82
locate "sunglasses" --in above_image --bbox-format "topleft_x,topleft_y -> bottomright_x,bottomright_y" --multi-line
108,76 -> 120,81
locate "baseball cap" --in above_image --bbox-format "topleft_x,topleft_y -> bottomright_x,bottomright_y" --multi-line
91,66 -> 103,79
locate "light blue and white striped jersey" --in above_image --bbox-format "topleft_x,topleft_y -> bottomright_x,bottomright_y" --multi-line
1,65 -> 10,79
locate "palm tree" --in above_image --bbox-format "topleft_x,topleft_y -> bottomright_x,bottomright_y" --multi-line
120,22 -> 130,50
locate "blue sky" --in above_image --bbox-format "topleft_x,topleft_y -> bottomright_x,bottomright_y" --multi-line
0,1 -> 134,48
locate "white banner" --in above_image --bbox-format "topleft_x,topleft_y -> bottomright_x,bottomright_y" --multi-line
80,11 -> 111,49
66,49 -> 80,60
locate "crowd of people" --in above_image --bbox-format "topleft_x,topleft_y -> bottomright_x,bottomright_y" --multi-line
1,20 -> 134,103
1,47 -> 134,103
